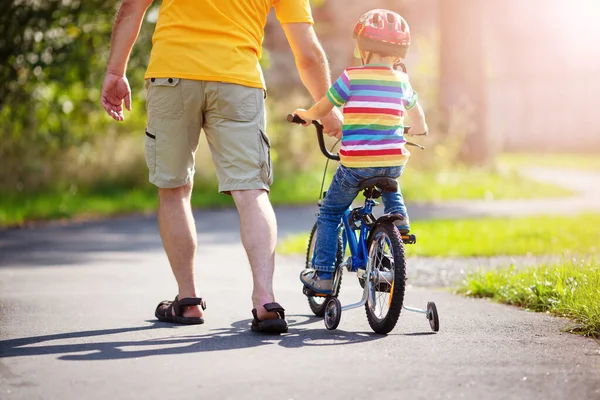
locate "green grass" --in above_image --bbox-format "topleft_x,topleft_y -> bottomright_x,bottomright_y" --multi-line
0,182 -> 237,227
456,260 -> 600,337
0,165 -> 573,227
499,153 -> 600,171
278,213 -> 600,258
401,167 -> 572,201
0,173 -> 319,227
0,172 -> 322,226
0,187 -> 159,225
274,164 -> 573,204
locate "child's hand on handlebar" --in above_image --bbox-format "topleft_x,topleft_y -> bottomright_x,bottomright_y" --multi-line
321,108 -> 343,139
292,109 -> 313,127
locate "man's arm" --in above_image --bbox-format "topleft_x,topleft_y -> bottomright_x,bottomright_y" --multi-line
281,23 -> 342,138
281,24 -> 329,102
107,0 -> 154,75
101,0 -> 153,121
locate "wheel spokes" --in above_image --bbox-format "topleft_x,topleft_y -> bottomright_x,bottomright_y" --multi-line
308,232 -> 326,306
369,234 -> 395,321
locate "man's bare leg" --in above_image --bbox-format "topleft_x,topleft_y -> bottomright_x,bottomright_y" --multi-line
231,189 -> 279,321
158,182 -> 203,319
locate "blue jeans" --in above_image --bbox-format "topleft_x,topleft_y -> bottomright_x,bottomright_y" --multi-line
313,165 -> 408,273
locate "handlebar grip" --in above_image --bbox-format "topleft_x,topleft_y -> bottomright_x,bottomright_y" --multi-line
404,126 -> 428,136
287,114 -> 306,125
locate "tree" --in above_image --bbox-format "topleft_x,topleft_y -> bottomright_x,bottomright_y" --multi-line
439,0 -> 492,165
0,0 -> 155,189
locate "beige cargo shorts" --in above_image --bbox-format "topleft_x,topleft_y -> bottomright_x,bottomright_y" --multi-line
144,78 -> 272,194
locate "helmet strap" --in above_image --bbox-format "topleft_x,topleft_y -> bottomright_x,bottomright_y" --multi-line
361,51 -> 373,66
393,61 -> 407,73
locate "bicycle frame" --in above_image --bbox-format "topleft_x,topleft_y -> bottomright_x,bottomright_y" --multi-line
340,197 -> 377,273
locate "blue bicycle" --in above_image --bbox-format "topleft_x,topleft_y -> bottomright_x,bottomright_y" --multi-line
288,114 -> 439,334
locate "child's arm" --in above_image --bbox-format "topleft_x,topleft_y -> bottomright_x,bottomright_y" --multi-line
406,100 -> 428,135
293,96 -> 335,126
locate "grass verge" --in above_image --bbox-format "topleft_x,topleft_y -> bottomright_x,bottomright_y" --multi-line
0,166 -> 573,228
0,182 -> 236,227
498,153 -> 600,171
277,213 -> 600,258
401,166 -> 572,201
455,260 -> 600,337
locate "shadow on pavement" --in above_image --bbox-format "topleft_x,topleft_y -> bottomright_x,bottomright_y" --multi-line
0,206 -> 317,269
0,215 -> 162,267
0,314 -> 437,361
0,202 -> 505,269
402,332 -> 437,336
0,209 -> 244,268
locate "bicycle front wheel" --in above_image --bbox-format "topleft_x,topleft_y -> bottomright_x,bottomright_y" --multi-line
305,222 -> 343,317
365,222 -> 406,334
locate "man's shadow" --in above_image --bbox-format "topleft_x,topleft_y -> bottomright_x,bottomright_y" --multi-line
0,314 -> 406,361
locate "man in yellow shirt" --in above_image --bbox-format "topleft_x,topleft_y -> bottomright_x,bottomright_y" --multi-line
101,0 -> 342,334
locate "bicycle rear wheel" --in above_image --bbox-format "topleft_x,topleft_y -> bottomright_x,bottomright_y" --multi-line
305,222 -> 344,317
364,222 -> 406,334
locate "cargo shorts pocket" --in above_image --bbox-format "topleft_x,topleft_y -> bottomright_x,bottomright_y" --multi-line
145,129 -> 156,176
217,83 -> 260,122
146,77 -> 183,119
259,130 -> 273,186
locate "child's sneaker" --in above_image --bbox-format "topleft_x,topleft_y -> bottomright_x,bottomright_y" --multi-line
394,215 -> 410,233
300,269 -> 333,294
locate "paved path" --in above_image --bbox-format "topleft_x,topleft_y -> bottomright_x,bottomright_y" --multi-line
1,167 -> 599,399
1,213 -> 598,399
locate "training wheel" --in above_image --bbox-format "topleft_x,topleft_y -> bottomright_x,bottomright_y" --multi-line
426,301 -> 439,332
324,297 -> 342,330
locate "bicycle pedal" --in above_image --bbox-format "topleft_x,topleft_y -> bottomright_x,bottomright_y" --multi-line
401,234 -> 416,244
302,286 -> 327,297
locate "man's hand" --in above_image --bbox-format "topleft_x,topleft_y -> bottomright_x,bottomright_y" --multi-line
101,0 -> 152,121
101,72 -> 132,121
320,107 -> 343,139
292,109 -> 313,127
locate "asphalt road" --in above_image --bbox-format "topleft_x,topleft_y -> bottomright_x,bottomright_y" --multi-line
1,202 -> 599,400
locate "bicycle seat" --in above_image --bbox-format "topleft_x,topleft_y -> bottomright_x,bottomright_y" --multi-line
358,177 -> 398,192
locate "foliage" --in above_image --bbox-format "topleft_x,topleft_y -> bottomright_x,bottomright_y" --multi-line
0,0 -> 156,190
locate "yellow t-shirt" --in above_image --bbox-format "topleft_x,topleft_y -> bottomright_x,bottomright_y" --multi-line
145,0 -> 314,89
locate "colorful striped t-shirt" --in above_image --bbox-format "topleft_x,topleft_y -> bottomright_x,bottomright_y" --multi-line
326,64 -> 418,168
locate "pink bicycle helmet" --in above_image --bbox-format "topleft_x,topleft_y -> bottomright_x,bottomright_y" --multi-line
353,9 -> 411,58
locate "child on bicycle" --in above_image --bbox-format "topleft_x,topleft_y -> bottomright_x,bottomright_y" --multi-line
292,9 -> 428,294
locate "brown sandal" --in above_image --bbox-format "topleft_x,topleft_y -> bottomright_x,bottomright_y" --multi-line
155,296 -> 206,325
251,302 -> 288,334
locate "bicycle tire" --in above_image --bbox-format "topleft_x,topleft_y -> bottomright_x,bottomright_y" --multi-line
364,222 -> 406,334
305,222 -> 344,317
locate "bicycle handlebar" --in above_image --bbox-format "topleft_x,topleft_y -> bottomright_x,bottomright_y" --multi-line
287,114 -> 423,159
287,114 -> 340,161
